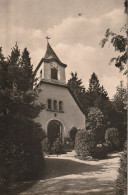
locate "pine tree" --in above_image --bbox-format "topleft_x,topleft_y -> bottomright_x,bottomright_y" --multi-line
86,72 -> 120,132
112,81 -> 127,146
0,44 -> 45,189
68,72 -> 88,114
87,72 -> 109,108
88,72 -> 101,93
113,81 -> 127,112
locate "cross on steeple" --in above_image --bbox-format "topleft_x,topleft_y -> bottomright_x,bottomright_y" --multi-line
45,36 -> 50,44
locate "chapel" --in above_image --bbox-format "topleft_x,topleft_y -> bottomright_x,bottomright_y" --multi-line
34,40 -> 85,144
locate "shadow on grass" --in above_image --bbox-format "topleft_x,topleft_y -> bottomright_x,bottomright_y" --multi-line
1,156 -> 115,195
0,181 -> 37,195
42,158 -> 102,180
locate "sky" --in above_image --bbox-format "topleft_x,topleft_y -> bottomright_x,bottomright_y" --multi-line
0,0 -> 126,99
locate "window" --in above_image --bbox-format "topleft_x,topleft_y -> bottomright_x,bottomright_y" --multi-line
53,100 -> 57,110
51,68 -> 58,80
47,99 -> 52,110
40,70 -> 42,81
59,101 -> 63,111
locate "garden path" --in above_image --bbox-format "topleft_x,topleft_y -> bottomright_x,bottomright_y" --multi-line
19,151 -> 120,195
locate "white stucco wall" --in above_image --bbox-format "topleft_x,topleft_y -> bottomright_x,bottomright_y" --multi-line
36,62 -> 44,85
36,82 -> 85,138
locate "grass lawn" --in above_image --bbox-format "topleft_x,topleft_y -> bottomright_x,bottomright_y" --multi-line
3,152 -> 120,195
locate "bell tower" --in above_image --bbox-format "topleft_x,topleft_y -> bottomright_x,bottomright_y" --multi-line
34,38 -> 85,142
34,38 -> 67,85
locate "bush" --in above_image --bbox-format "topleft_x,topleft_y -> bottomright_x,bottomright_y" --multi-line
75,130 -> 96,157
42,137 -> 51,154
69,127 -> 78,147
93,124 -> 106,144
105,128 -> 120,151
0,121 -> 45,184
87,107 -> 106,144
114,142 -> 127,195
91,144 -> 109,159
64,137 -> 73,152
51,138 -> 64,155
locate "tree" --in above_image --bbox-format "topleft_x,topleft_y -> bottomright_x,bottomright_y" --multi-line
114,142 -> 127,195
68,72 -> 88,114
113,81 -> 127,112
87,73 -> 109,109
0,44 -> 45,188
86,73 -> 116,126
100,1 -> 127,74
112,81 -> 127,146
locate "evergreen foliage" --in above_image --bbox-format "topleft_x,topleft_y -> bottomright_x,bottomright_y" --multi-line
51,138 -> 64,155
87,73 -> 109,108
87,107 -> 106,144
69,127 -> 78,147
0,45 -> 45,186
105,128 -> 120,151
68,72 -> 88,115
75,130 -> 96,157
114,142 -> 127,195
42,137 -> 51,154
91,144 -> 108,159
112,81 -> 127,147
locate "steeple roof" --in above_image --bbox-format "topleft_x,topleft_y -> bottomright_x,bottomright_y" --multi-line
44,43 -> 60,61
34,42 -> 67,76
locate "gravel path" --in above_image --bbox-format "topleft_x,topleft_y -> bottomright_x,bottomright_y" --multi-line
19,152 -> 120,195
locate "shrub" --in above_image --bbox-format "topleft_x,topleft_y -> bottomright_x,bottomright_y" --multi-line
64,137 -> 73,152
42,137 -> 51,154
105,128 -> 120,151
91,144 -> 109,159
75,130 -> 96,157
87,107 -> 106,144
51,138 -> 64,155
69,127 -> 78,147
114,142 -> 127,195
87,107 -> 104,130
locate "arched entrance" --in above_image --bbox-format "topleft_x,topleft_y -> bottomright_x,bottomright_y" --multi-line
47,120 -> 64,145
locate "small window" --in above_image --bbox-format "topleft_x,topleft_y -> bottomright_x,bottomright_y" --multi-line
47,99 -> 52,110
53,100 -> 57,110
59,101 -> 63,111
40,70 -> 42,81
51,68 -> 58,80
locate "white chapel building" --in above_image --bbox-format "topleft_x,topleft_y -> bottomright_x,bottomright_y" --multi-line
34,42 -> 85,143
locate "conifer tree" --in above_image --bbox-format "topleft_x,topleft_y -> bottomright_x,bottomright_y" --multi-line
87,72 -> 109,108
86,72 -> 118,129
0,44 -> 45,188
112,81 -> 127,146
68,72 -> 88,114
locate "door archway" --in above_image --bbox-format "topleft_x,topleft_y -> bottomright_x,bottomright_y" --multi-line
47,120 -> 64,145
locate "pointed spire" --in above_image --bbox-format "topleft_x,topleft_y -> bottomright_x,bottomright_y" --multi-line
44,43 -> 60,61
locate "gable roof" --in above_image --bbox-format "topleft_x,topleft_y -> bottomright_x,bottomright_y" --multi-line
35,79 -> 85,115
67,86 -> 85,115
